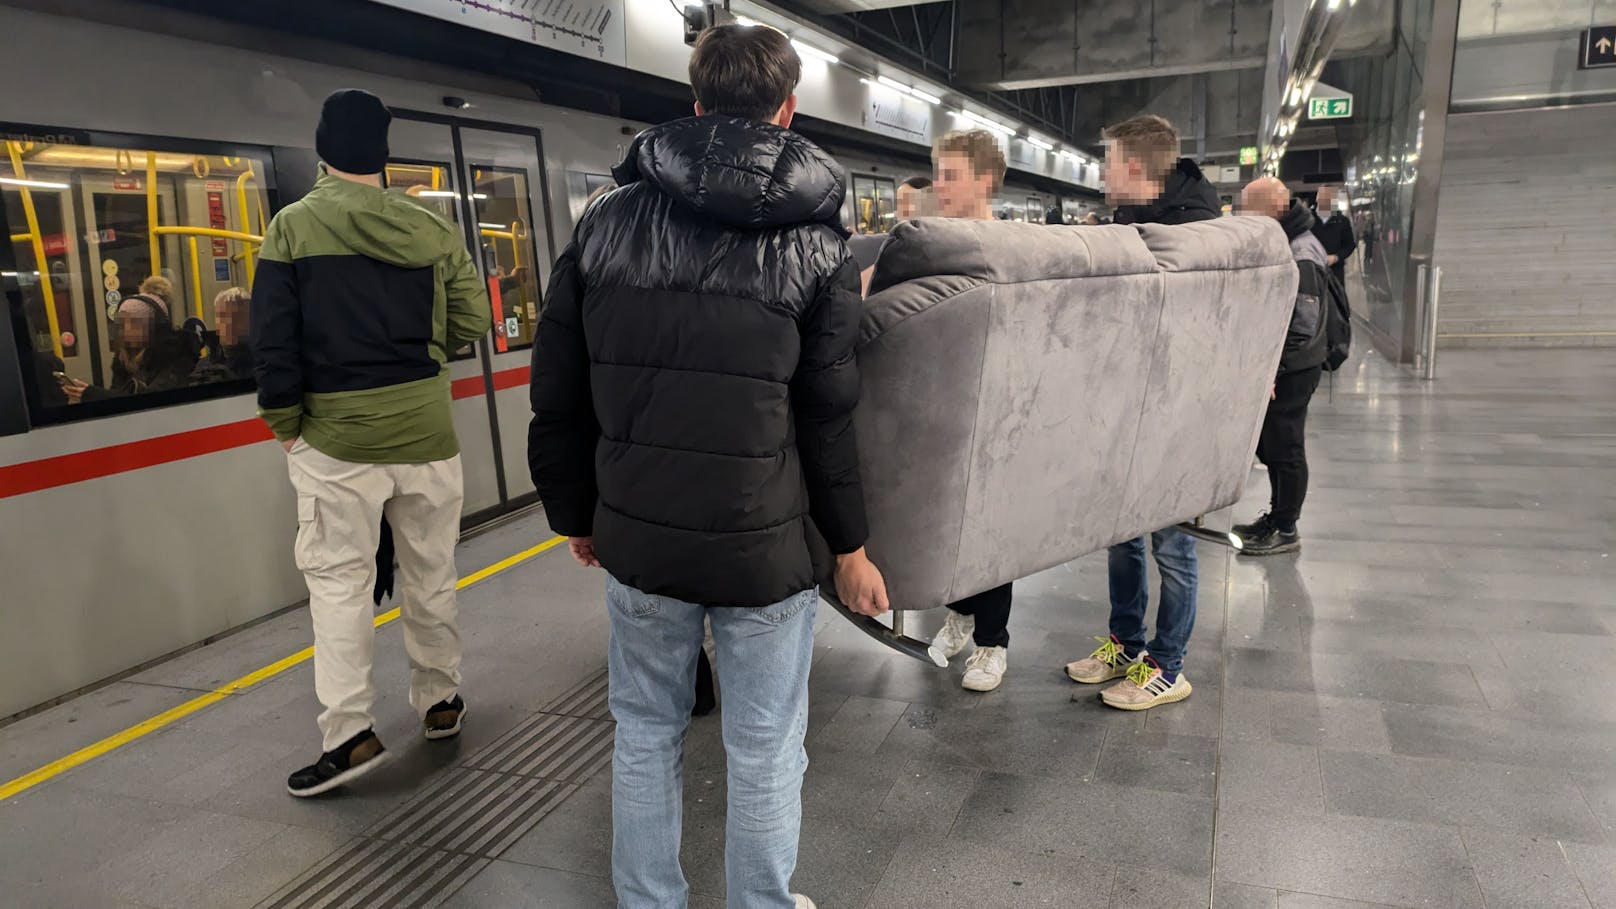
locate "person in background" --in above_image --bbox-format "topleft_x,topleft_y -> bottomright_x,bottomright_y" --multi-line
923,128 -> 1017,694
1081,211 -> 1103,226
895,175 -> 932,221
527,25 -> 886,909
190,286 -> 254,384
1232,176 -> 1331,556
1311,185 -> 1357,288
255,88 -> 491,798
1045,204 -> 1066,225
1065,113 -> 1216,711
64,276 -> 194,402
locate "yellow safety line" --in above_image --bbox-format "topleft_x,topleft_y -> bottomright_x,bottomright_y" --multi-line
0,534 -> 567,801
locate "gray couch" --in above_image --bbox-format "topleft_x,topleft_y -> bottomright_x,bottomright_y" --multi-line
823,215 -> 1298,628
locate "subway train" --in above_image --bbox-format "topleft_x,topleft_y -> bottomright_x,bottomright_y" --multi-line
0,4 -> 1079,720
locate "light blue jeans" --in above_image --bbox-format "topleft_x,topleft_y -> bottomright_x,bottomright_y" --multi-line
606,574 -> 817,909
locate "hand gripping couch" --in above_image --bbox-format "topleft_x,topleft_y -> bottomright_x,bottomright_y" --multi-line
817,216 -> 1299,660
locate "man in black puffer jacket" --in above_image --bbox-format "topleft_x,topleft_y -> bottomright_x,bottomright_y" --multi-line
528,23 -> 887,909
1233,176 -> 1331,556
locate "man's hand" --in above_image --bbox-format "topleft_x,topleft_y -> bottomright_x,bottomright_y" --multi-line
834,547 -> 889,617
569,536 -> 601,568
1327,254 -> 1339,266
281,437 -> 298,453
1270,385 -> 1277,401
62,379 -> 88,404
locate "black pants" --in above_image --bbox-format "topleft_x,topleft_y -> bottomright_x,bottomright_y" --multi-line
946,582 -> 1013,648
1256,366 -> 1323,529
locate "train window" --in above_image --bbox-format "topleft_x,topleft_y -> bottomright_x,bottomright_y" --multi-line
851,174 -> 897,235
387,161 -> 460,224
469,163 -> 542,352
3,132 -> 273,423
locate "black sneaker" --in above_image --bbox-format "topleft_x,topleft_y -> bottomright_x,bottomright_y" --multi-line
1239,524 -> 1301,556
424,695 -> 467,740
287,729 -> 390,798
1232,513 -> 1275,539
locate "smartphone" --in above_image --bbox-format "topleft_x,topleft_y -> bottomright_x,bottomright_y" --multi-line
52,370 -> 72,385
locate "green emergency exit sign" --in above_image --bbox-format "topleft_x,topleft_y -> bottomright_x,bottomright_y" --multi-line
1239,146 -> 1259,165
1309,97 -> 1352,119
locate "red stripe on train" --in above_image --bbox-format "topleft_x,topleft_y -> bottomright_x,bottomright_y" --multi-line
0,418 -> 275,499
0,366 -> 532,499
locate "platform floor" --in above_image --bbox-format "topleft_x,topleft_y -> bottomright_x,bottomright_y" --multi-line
2,347 -> 1614,909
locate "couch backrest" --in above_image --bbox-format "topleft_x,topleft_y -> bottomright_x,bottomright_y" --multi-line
841,216 -> 1297,611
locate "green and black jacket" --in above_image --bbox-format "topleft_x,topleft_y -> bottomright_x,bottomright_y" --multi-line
251,169 -> 491,463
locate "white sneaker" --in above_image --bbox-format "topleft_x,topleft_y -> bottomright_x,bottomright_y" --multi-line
928,610 -> 975,664
961,645 -> 1008,692
793,896 -> 817,909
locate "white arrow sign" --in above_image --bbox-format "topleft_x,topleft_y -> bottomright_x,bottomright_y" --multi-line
1598,36 -> 1614,53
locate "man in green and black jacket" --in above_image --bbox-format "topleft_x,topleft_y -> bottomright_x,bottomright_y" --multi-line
252,89 -> 491,798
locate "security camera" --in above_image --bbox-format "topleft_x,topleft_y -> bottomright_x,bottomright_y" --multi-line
442,96 -> 472,111
683,3 -> 737,45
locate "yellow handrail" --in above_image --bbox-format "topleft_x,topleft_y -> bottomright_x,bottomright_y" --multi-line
187,236 -> 204,320
145,152 -> 159,277
478,221 -> 524,273
151,226 -> 263,243
234,166 -> 258,283
5,140 -> 63,359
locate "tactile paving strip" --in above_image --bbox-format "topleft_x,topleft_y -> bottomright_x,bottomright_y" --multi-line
256,669 -> 612,909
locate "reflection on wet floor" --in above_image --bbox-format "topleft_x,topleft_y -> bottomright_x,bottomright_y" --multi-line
2,347 -> 1613,908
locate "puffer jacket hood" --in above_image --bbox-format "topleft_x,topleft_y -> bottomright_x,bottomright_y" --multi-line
299,168 -> 464,270
612,115 -> 848,233
1280,199 -> 1328,268
1113,158 -> 1222,226
530,115 -> 868,609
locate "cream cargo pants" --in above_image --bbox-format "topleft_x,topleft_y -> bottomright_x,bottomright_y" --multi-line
287,439 -> 464,751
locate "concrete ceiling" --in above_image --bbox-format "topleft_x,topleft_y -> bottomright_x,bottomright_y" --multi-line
954,0 -> 1274,90
796,0 -> 926,10
1458,0 -> 1606,40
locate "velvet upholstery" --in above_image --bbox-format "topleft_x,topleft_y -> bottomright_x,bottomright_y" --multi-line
833,216 -> 1297,611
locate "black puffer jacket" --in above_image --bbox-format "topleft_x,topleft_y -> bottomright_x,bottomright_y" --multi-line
528,115 -> 868,608
1112,158 -> 1221,226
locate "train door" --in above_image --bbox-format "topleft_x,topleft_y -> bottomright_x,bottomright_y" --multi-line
850,173 -> 897,234
457,125 -> 553,506
386,117 -> 504,518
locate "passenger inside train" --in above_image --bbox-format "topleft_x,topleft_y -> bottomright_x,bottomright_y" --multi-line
188,285 -> 253,384
62,275 -> 195,402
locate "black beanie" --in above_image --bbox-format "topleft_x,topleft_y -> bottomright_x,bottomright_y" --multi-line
315,89 -> 391,175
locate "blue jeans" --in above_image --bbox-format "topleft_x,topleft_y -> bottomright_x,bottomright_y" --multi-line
606,575 -> 816,909
1106,527 -> 1198,673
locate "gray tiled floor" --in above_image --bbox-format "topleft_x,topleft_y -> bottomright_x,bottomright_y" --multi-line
2,347 -> 1613,908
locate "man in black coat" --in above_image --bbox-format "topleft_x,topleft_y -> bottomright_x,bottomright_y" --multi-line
1064,115 -> 1214,713
1234,176 -> 1333,556
1312,185 -> 1358,287
527,24 -> 886,909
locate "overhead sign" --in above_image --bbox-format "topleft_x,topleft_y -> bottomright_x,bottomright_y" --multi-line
866,95 -> 930,144
1309,96 -> 1352,120
1239,146 -> 1259,166
1581,26 -> 1616,69
370,0 -> 626,67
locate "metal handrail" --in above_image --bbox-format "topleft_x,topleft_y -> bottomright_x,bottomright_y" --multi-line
150,225 -> 264,321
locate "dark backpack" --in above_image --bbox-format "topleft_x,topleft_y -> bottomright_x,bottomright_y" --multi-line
1321,268 -> 1352,372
